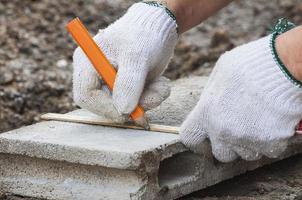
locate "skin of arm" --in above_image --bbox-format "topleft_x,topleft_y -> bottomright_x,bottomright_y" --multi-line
276,26 -> 302,81
166,0 -> 234,33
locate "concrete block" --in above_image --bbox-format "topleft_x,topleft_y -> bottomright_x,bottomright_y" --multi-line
1,76 -> 302,200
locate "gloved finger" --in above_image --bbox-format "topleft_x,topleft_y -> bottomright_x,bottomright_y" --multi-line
180,114 -> 208,154
76,88 -> 128,123
73,47 -> 127,123
139,76 -> 171,111
113,57 -> 149,115
210,138 -> 238,163
232,146 -> 262,161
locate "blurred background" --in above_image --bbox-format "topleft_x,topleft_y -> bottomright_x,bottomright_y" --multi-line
1,0 -> 302,199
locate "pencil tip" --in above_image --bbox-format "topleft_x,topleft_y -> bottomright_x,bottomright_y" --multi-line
134,116 -> 150,130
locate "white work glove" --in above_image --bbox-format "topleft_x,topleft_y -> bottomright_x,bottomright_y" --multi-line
180,35 -> 302,162
73,3 -> 178,122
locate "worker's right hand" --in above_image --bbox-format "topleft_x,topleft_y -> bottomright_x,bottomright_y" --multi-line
72,3 -> 178,123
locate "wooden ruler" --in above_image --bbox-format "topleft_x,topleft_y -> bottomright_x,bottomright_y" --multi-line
41,113 -> 179,134
41,113 -> 302,135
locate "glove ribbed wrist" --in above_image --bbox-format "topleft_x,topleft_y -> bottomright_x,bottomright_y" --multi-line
142,1 -> 177,22
267,18 -> 302,89
106,3 -> 178,42
241,35 -> 302,110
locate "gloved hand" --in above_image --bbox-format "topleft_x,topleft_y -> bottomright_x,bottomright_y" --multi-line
180,35 -> 302,162
73,3 -> 178,122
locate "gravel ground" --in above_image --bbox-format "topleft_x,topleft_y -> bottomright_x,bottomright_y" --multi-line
1,0 -> 302,199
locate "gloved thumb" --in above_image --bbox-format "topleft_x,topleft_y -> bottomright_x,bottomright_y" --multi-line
112,58 -> 148,115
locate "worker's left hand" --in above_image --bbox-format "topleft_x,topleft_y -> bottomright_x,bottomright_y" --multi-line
180,35 -> 302,162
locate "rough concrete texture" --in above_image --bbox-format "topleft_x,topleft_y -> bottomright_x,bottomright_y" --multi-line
147,76 -> 207,126
1,76 -> 302,200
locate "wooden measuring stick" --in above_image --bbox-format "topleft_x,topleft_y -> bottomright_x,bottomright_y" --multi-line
41,113 -> 179,134
66,18 -> 149,129
40,113 -> 302,136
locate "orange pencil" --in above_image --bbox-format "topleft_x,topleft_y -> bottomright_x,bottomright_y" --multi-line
66,18 -> 149,129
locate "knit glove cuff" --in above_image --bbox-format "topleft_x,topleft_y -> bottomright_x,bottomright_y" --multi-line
103,3 -> 178,42
229,35 -> 302,114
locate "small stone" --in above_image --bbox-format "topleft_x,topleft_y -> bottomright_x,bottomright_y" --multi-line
13,97 -> 25,114
0,70 -> 14,85
210,29 -> 231,48
56,59 -> 68,68
29,37 -> 40,46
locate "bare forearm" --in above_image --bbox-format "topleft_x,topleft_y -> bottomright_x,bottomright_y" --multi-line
166,0 -> 234,33
276,26 -> 302,81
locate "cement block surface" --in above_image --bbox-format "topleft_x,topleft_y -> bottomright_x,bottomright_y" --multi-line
0,120 -> 182,170
1,76 -> 302,200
